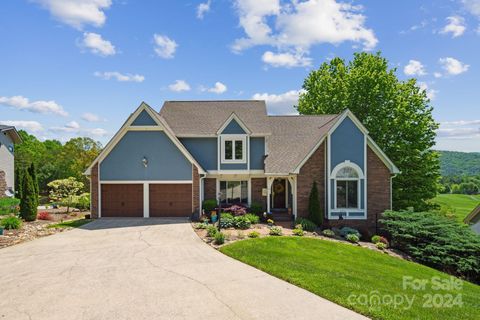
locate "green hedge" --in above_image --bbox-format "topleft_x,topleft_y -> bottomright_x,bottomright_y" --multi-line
380,210 -> 480,284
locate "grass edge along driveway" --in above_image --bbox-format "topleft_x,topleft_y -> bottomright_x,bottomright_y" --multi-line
220,237 -> 480,320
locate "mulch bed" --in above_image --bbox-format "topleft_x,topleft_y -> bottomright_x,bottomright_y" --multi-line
0,208 -> 88,249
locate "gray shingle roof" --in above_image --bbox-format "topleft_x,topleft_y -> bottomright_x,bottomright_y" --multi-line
159,101 -> 271,136
265,115 -> 339,173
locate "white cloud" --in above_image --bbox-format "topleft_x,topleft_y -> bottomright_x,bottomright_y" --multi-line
262,51 -> 312,68
202,82 -> 227,94
439,57 -> 469,75
437,119 -> 480,139
462,0 -> 480,17
50,122 -> 108,137
433,72 -> 442,78
81,32 -> 116,56
440,16 -> 466,38
0,120 -> 44,132
404,60 -> 427,76
232,0 -> 377,66
252,89 -> 305,114
81,112 -> 102,122
168,80 -> 191,92
418,82 -> 438,100
197,0 -> 211,19
0,95 -> 68,116
34,0 -> 112,29
94,71 -> 144,82
153,34 -> 177,59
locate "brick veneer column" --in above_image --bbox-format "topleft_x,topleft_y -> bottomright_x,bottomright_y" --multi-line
204,178 -> 216,201
251,178 -> 267,210
0,171 -> 6,198
297,142 -> 326,218
192,165 -> 200,215
90,163 -> 99,218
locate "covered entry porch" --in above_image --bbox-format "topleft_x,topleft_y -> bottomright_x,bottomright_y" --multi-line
266,176 -> 297,221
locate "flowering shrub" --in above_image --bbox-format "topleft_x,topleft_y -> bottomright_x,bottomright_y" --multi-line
37,212 -> 53,221
222,204 -> 247,216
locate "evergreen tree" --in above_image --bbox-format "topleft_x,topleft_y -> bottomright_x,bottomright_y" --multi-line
20,170 -> 37,221
308,181 -> 322,225
28,163 -> 39,208
14,167 -> 23,199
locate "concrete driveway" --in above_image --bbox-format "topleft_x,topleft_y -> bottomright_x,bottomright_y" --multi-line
0,218 -> 367,320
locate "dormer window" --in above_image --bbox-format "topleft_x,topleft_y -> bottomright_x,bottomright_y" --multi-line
221,135 -> 246,163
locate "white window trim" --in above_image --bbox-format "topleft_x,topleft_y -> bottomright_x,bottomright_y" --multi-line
330,161 -> 366,220
220,134 -> 247,164
218,179 -> 250,205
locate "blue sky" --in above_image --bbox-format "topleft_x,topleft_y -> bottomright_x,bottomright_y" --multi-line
0,0 -> 479,151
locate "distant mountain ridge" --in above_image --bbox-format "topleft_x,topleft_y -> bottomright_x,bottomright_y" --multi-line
438,150 -> 480,176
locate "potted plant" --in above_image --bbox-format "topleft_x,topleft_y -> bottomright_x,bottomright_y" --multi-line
0,226 -> 3,236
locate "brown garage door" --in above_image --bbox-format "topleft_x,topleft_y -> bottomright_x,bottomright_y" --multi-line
149,184 -> 192,217
101,184 -> 143,217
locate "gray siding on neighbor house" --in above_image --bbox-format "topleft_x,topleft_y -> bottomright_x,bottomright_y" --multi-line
250,137 -> 265,170
100,131 -> 191,180
180,138 -> 217,171
0,132 -> 14,189
329,116 -> 366,210
131,110 -> 157,126
221,119 -> 246,134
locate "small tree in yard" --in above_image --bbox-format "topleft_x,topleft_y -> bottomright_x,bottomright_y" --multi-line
308,181 -> 322,225
28,163 -> 39,208
48,177 -> 84,213
20,169 -> 37,221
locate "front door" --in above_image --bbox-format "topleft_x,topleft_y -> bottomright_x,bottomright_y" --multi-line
272,179 -> 286,209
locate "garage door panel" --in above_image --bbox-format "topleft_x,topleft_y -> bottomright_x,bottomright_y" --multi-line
149,184 -> 192,217
101,184 -> 143,217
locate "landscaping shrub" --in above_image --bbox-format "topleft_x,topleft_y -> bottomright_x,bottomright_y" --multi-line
381,210 -> 480,283
267,219 -> 274,225
269,226 -> 283,236
248,231 -> 260,238
214,232 -> 225,245
322,229 -> 335,237
371,235 -> 381,243
222,204 -> 247,216
206,225 -> 218,237
0,197 -> 20,215
194,222 -> 208,229
37,212 -> 53,221
1,216 -> 22,230
378,236 -> 389,246
292,225 -> 304,236
71,193 -> 90,211
308,182 -> 322,225
202,199 -> 217,213
376,242 -> 387,250
244,213 -> 259,224
237,231 -> 245,239
346,233 -> 359,243
249,202 -> 263,215
219,213 -> 235,228
294,218 -> 316,232
234,216 -> 251,229
20,170 -> 37,221
339,227 -> 361,239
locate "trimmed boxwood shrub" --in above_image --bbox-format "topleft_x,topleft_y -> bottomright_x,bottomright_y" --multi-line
202,199 -> 217,213
381,210 -> 480,283
295,218 -> 316,232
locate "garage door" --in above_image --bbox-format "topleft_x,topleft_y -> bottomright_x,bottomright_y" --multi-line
101,184 -> 143,217
149,184 -> 192,217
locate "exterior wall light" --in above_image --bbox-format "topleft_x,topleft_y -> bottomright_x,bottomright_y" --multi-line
142,156 -> 148,168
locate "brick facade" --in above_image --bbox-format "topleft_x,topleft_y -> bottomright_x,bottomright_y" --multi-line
297,142 -> 326,218
251,178 -> 267,210
192,165 -> 200,215
0,170 -> 6,198
204,178 -> 216,201
326,146 -> 391,237
90,163 -> 99,218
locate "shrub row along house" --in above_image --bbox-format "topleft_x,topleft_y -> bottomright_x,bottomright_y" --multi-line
85,101 -> 399,235
0,125 -> 22,197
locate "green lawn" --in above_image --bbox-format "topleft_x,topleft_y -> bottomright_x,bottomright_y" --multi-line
47,218 -> 92,229
220,237 -> 480,320
430,194 -> 480,223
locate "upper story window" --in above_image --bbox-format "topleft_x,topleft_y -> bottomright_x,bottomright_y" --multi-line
221,135 -> 246,164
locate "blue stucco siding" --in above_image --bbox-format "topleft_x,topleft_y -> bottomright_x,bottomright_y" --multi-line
250,137 -> 265,170
100,131 -> 191,180
131,110 -> 157,126
221,118 -> 246,134
220,162 -> 248,170
180,138 -> 217,170
330,117 -> 365,170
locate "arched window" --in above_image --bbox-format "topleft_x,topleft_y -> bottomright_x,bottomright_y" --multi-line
332,162 -> 363,209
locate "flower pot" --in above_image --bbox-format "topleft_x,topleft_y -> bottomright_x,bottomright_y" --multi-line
0,227 -> 4,236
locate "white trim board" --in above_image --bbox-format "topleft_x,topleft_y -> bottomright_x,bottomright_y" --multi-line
216,112 -> 252,135
100,180 -> 193,184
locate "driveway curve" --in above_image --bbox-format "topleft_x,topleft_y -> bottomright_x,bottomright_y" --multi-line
0,218 -> 367,320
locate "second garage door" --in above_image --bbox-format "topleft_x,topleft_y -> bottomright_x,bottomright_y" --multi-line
149,184 -> 192,217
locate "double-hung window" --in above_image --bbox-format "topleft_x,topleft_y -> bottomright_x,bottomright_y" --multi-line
221,135 -> 246,163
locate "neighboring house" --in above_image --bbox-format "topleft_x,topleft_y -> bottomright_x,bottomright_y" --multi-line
464,204 -> 480,234
85,101 -> 399,235
0,125 -> 22,197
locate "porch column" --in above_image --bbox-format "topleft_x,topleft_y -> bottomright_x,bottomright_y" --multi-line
266,177 -> 274,213
288,176 -> 297,219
